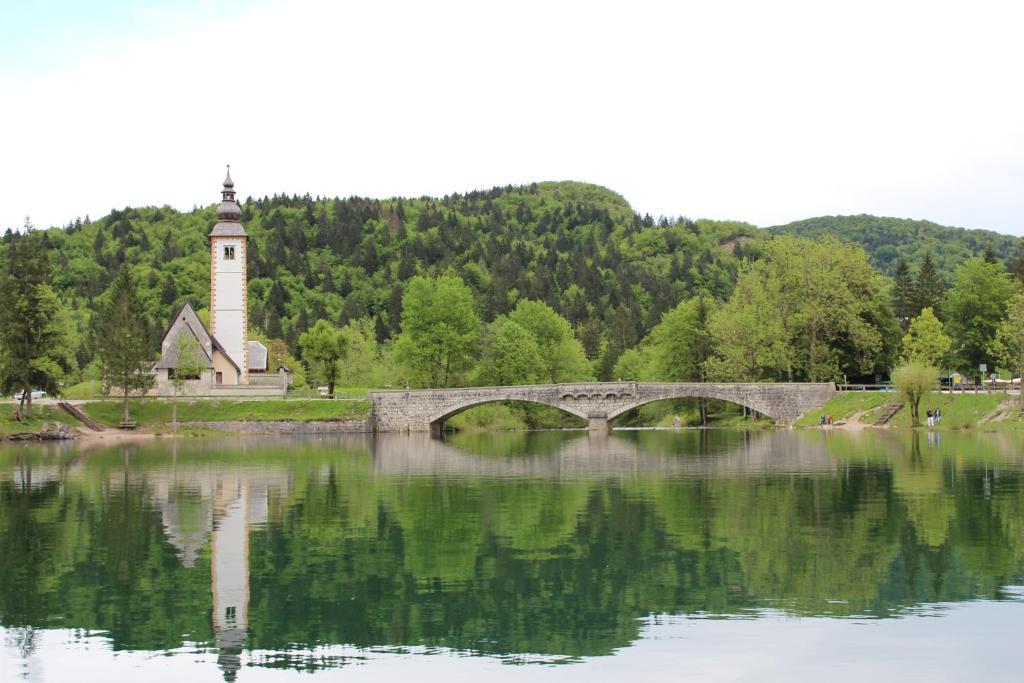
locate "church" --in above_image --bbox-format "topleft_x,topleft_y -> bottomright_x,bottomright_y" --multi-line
152,169 -> 290,397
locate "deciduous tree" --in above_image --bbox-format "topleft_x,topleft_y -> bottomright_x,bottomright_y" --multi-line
892,362 -> 937,426
475,317 -> 544,386
901,307 -> 951,368
508,300 -> 592,383
169,332 -> 206,431
299,319 -> 346,398
989,293 -> 1024,410
943,257 -> 1018,374
394,274 -> 481,387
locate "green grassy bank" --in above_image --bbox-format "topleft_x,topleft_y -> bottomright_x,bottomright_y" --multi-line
78,398 -> 370,430
0,405 -> 79,436
798,390 -> 1024,431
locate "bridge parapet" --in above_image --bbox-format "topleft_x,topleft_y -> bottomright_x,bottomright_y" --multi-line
368,382 -> 836,434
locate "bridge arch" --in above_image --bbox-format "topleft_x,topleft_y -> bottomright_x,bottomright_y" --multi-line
603,392 -> 772,425
429,397 -> 588,434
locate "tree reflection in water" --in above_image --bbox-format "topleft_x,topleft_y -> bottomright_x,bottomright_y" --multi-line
0,429 -> 1022,679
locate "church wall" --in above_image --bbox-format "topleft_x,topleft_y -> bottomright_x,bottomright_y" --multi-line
212,351 -> 241,385
151,369 -> 218,396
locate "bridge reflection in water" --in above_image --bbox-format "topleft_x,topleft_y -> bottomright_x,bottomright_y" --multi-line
1,429 -> 1023,680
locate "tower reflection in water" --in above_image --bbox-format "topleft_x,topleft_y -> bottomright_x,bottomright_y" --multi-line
155,452 -> 285,681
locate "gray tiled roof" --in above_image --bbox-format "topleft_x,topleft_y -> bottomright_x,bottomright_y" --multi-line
155,323 -> 213,369
154,301 -> 240,374
209,220 -> 247,237
248,341 -> 268,371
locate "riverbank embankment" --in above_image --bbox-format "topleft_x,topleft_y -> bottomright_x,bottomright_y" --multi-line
796,390 -> 1024,431
1,398 -> 372,440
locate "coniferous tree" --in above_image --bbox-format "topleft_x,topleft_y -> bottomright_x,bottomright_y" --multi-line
97,266 -> 155,425
1009,239 -> 1024,286
892,258 -> 916,328
914,252 -> 945,319
0,223 -> 76,420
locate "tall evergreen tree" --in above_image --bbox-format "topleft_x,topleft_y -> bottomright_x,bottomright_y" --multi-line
0,224 -> 75,420
1009,239 -> 1024,286
97,267 -> 155,425
892,258 -> 916,328
913,252 -> 945,319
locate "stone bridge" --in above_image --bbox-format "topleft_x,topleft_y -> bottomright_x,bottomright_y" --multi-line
369,382 -> 836,434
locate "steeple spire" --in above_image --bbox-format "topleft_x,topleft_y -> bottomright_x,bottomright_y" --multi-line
216,164 -> 242,223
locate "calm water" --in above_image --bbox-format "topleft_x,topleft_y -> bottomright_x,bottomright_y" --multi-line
1,429 -> 1023,682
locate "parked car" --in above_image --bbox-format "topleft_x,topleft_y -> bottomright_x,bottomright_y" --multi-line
12,390 -> 48,401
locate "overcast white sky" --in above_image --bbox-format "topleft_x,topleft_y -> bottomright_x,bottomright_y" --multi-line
2,0 -> 1022,234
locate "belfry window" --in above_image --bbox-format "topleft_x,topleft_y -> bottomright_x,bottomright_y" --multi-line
224,245 -> 236,260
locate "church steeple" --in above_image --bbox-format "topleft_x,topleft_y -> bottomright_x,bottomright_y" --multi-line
216,165 -> 242,223
208,166 -> 249,383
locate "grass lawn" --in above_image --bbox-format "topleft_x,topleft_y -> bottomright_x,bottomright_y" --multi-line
62,381 -> 105,400
885,391 -> 1006,430
79,398 -> 370,428
0,404 -> 79,436
795,391 -> 892,427
796,389 -> 1024,431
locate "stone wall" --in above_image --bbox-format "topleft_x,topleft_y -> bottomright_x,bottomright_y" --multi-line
369,382 -> 837,432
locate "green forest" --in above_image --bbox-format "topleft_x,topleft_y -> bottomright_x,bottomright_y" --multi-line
2,181 -> 1024,420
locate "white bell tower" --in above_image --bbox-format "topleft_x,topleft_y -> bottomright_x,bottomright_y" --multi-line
209,166 -> 249,382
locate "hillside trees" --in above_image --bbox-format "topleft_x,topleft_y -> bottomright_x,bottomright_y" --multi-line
705,268 -> 791,381
621,236 -> 897,388
11,182 -> 1024,399
750,236 -> 896,382
20,183 -> 755,388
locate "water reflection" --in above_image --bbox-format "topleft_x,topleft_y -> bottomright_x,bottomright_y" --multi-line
1,430 -> 1023,680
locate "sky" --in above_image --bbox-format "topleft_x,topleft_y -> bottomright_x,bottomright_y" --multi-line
1,0 -> 1022,234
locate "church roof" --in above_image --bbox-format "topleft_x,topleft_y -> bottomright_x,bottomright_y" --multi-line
155,301 -> 240,374
210,221 -> 248,238
248,341 -> 268,372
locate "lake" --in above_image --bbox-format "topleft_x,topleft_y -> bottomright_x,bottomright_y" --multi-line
1,429 -> 1022,682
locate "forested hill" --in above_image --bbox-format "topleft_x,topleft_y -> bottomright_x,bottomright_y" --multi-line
9,181 -> 1023,383
768,214 -> 1020,279
23,181 -> 756,376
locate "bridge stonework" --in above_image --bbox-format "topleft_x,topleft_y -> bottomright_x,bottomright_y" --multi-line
369,382 -> 836,434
